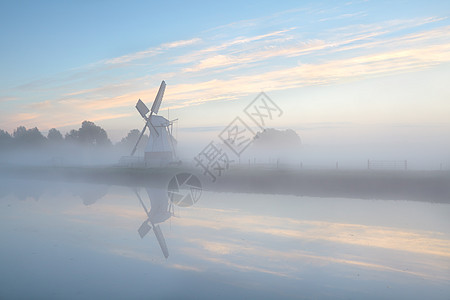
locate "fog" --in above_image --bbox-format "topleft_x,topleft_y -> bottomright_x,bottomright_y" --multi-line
1,120 -> 449,300
2,0 -> 450,297
1,74 -> 449,300
1,173 -> 449,299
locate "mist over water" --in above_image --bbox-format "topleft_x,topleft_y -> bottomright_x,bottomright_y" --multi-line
1,176 -> 449,299
1,0 -> 450,298
1,93 -> 449,299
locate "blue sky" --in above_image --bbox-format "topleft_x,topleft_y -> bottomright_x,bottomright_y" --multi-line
1,0 -> 449,156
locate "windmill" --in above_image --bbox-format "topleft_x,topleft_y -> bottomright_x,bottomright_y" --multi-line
131,80 -> 177,164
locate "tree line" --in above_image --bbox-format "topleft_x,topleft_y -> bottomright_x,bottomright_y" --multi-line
0,120 -> 148,151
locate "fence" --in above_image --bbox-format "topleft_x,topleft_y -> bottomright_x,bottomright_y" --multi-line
367,160 -> 407,170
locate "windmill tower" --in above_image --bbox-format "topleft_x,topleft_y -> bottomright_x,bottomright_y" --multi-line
131,81 -> 177,165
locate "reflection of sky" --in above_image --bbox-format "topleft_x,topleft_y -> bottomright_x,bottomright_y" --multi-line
1,181 -> 449,299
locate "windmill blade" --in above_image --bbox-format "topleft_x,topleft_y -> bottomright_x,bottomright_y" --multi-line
136,99 -> 149,120
134,188 -> 150,216
153,224 -> 169,259
134,188 -> 152,238
130,123 -> 148,156
138,221 -> 151,238
151,80 -> 166,115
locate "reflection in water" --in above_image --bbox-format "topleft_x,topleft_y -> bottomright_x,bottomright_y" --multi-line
71,184 -> 108,206
1,178 -> 449,299
0,177 -> 197,259
132,173 -> 202,258
0,178 -> 109,204
134,188 -> 172,259
0,179 -> 47,201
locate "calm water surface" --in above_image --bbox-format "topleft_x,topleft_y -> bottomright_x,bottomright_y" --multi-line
1,178 -> 449,299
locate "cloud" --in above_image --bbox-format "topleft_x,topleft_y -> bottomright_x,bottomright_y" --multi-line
161,37 -> 202,49
180,31 -> 387,73
44,188 -> 450,282
175,17 -> 449,78
176,211 -> 450,258
28,100 -> 52,110
105,37 -> 202,65
2,7 -> 449,132
17,34 -> 450,129
0,96 -> 19,103
1,113 -> 41,130
173,28 -> 296,65
3,34 -> 449,132
188,239 -> 442,280
167,210 -> 449,281
319,11 -> 367,22
104,49 -> 162,65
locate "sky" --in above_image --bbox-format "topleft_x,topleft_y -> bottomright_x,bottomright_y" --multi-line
1,0 -> 449,162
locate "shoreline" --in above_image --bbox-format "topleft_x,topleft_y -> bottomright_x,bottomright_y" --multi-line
1,164 -> 449,203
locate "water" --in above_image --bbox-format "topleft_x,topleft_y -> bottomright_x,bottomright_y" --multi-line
1,178 -> 449,299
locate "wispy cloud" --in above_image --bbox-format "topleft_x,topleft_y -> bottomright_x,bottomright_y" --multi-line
56,190 -> 450,283
162,37 -> 202,49
0,96 -> 19,103
176,210 -> 450,258
173,28 -> 296,66
104,37 -> 202,65
1,5 -> 449,132
319,11 -> 367,22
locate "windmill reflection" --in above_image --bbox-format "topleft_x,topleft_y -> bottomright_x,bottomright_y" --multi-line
0,175 -> 201,260
133,173 -> 202,259
134,187 -> 172,259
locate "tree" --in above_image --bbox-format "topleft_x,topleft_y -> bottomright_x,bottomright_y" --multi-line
0,129 -> 13,150
12,126 -> 46,147
78,121 -> 111,146
13,126 -> 27,139
47,128 -> 63,142
64,121 -> 112,146
249,128 -> 301,162
27,127 -> 47,145
253,128 -> 301,148
116,129 -> 149,152
65,129 -> 79,142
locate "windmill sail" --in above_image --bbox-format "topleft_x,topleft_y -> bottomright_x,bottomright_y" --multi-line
153,224 -> 169,259
136,99 -> 149,119
128,79 -> 176,162
138,221 -> 151,238
151,80 -> 166,114
130,122 -> 147,156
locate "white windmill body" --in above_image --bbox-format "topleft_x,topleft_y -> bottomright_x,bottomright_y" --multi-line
131,80 -> 178,166
144,115 -> 177,162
